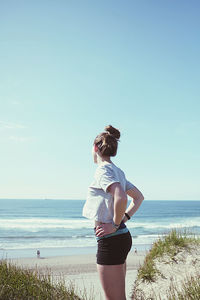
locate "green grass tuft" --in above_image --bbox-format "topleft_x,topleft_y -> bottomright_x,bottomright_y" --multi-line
137,258 -> 158,282
137,229 -> 200,283
0,259 -> 82,300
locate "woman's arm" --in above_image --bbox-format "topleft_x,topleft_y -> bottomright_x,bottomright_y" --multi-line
95,183 -> 127,237
123,186 -> 144,222
110,183 -> 128,225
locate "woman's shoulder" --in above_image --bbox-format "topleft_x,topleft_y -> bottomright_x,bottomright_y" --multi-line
95,163 -> 112,174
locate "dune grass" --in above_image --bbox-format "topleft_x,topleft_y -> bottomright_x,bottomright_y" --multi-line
0,259 -> 82,300
137,229 -> 200,283
167,273 -> 200,300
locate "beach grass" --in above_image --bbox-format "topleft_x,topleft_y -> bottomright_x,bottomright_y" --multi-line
0,259 -> 82,300
167,273 -> 200,300
137,229 -> 200,283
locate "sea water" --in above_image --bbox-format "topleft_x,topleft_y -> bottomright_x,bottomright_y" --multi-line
0,199 -> 199,258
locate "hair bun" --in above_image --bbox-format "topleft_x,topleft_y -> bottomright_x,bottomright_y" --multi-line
104,125 -> 120,140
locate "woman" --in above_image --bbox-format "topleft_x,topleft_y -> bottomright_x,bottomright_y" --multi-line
82,125 -> 144,300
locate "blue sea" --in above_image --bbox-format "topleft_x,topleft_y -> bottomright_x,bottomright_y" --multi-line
0,199 -> 199,258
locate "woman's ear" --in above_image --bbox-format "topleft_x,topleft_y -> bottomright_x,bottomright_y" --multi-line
94,144 -> 98,152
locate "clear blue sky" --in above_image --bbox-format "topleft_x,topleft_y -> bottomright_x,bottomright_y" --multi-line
0,0 -> 200,200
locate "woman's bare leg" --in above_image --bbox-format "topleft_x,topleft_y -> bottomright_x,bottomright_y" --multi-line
97,263 -> 126,300
123,261 -> 127,276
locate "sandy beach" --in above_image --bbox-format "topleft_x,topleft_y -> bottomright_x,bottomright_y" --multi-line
9,250 -> 145,300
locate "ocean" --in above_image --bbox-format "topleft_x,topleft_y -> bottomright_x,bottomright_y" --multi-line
0,199 -> 199,258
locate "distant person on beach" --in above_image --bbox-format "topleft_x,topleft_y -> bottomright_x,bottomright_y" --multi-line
37,250 -> 40,258
83,125 -> 144,300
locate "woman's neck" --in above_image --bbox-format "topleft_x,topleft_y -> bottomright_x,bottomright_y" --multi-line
97,155 -> 112,165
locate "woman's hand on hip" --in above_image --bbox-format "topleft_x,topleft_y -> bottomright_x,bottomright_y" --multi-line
95,223 -> 116,237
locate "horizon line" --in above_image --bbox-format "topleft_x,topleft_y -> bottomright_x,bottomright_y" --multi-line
0,198 -> 199,201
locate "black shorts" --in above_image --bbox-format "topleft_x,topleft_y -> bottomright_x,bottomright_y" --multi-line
96,231 -> 132,265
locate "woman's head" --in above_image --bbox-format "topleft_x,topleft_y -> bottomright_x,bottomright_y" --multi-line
93,125 -> 120,162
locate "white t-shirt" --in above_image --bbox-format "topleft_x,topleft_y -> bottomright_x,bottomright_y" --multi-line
82,162 -> 135,223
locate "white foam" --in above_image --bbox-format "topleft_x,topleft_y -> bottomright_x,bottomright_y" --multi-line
1,232 -> 199,250
0,218 -> 93,231
1,217 -> 200,231
0,234 -> 168,250
0,237 -> 97,249
127,218 -> 200,229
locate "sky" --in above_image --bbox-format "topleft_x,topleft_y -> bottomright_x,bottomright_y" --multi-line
0,0 -> 200,200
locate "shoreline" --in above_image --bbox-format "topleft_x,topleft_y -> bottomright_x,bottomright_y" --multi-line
7,250 -> 146,274
0,246 -> 98,259
0,244 -> 151,259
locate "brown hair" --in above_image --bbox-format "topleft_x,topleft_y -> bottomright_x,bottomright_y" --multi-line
94,125 -> 121,157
